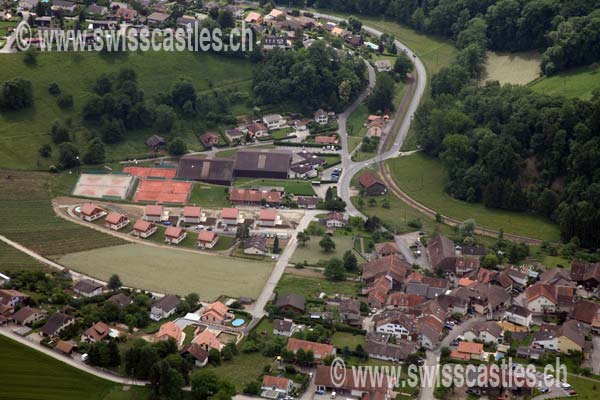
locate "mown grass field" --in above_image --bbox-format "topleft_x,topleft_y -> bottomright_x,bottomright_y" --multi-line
331,331 -> 366,349
55,243 -> 273,299
234,178 -> 316,196
291,235 -> 356,265
386,153 -> 561,241
0,52 -> 256,170
482,51 -> 542,85
0,170 -> 125,256
0,334 -> 149,400
276,273 -> 361,299
529,64 -> 600,99
188,182 -> 230,208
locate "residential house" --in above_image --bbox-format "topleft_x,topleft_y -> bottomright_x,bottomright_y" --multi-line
503,305 -> 532,327
181,343 -> 209,367
244,11 -> 263,24
276,294 -> 305,314
427,235 -> 457,273
0,289 -> 28,308
262,36 -> 291,50
360,254 -> 410,289
263,114 -> 286,130
569,301 -> 600,326
165,227 -> 187,245
258,209 -> 278,227
367,275 -> 392,309
11,307 -> 46,326
147,11 -> 170,25
262,375 -> 294,398
320,212 -> 347,229
315,135 -> 338,145
525,283 -> 559,313
223,4 -> 243,19
374,311 -> 418,340
80,203 -> 105,222
199,132 -> 221,148
41,312 -> 74,337
220,208 -> 239,225
451,341 -> 484,361
201,301 -> 230,324
107,293 -> 132,308
52,0 -> 77,14
244,236 -> 268,255
539,267 -> 575,287
297,196 -> 319,209
143,205 -> 164,222
387,292 -> 424,311
463,321 -> 503,343
532,320 -> 589,354
156,322 -> 183,346
416,314 -> 444,349
454,256 -> 480,276
339,298 -> 361,325
273,318 -> 298,337
182,206 -> 202,224
132,220 -> 157,238
516,346 -> 546,360
375,241 -> 398,258
452,282 -> 511,315
193,329 -> 223,351
104,212 -> 129,231
266,8 -> 285,20
314,109 -> 328,125
196,231 -> 218,249
571,262 -> 600,291
229,189 -> 282,206
150,295 -> 181,321
225,128 -> 244,142
86,3 -> 107,16
331,26 -> 345,37
365,339 -> 418,363
286,338 -> 335,362
405,273 -> 448,300
313,365 -> 392,399
81,321 -> 111,343
505,268 -> 528,288
246,122 -> 269,138
115,7 -> 138,22
54,340 -> 77,355
374,60 -> 392,72
73,279 -> 103,298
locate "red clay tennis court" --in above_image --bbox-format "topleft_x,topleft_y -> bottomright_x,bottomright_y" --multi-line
73,173 -> 135,199
123,166 -> 177,179
133,179 -> 192,204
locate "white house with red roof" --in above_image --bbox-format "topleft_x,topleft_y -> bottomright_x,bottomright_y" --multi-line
132,220 -> 157,238
196,231 -> 218,249
164,226 -> 187,244
80,203 -> 105,222
104,212 -> 129,231
182,206 -> 202,224
261,375 -> 294,397
258,209 -> 279,227
144,205 -> 164,222
220,208 -> 240,225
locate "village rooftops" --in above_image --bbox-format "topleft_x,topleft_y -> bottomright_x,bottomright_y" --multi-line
221,208 -> 239,220
259,209 -> 277,221
144,205 -> 164,216
183,206 -> 202,218
73,279 -> 103,295
287,338 -> 334,359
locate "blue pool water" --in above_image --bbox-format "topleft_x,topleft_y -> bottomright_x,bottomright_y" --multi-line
231,318 -> 244,327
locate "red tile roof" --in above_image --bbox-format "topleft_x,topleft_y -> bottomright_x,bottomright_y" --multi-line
183,206 -> 201,218
221,208 -> 238,219
259,209 -> 277,221
197,231 -> 217,243
457,341 -> 483,355
229,189 -> 282,204
145,205 -> 164,216
262,375 -> 290,390
286,338 -> 334,359
80,203 -> 102,216
358,172 -> 384,189
165,226 -> 185,238
525,283 -> 557,304
105,212 -> 127,225
133,219 -> 154,232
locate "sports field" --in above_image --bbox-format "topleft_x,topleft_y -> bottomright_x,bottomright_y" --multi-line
530,64 -> 600,99
386,153 -> 561,241
0,52 -> 256,170
123,166 -> 177,179
188,182 -> 230,208
0,170 -> 125,256
72,173 -> 135,199
56,243 -> 274,299
0,334 -> 148,400
133,179 -> 192,204
482,51 -> 542,85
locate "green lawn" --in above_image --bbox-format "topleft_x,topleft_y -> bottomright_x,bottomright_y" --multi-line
55,243 -> 273,300
347,103 -> 369,153
276,273 -> 361,299
0,334 -> 148,400
331,331 -> 366,349
529,64 -> 600,100
0,52 -> 256,170
0,170 -> 126,257
188,182 -> 230,208
386,153 -> 560,241
563,375 -> 600,399
215,144 -> 276,158
291,235 -> 356,265
234,178 -> 316,196
207,352 -> 272,392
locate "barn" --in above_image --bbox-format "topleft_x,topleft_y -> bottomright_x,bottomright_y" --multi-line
233,149 -> 292,179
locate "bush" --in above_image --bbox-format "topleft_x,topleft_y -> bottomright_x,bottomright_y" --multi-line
48,82 -> 61,96
57,93 -> 74,109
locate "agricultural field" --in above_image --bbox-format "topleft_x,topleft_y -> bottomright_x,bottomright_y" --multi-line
0,52 -> 256,170
188,182 -> 230,208
55,243 -> 273,299
0,241 -> 48,274
386,153 -> 561,241
276,273 -> 361,299
291,235 -> 356,265
0,170 -> 126,256
482,51 -> 542,85
530,64 -> 600,99
0,335 -> 148,400
233,178 -> 316,196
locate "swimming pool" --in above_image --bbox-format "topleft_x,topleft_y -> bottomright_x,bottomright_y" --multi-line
231,318 -> 245,327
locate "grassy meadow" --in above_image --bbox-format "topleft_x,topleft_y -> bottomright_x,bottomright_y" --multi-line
291,235 -> 356,265
0,51 -> 256,170
55,243 -> 273,299
386,153 -> 561,241
530,64 -> 600,99
275,273 -> 361,299
233,178 -> 316,196
0,334 -> 149,400
482,51 -> 542,85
